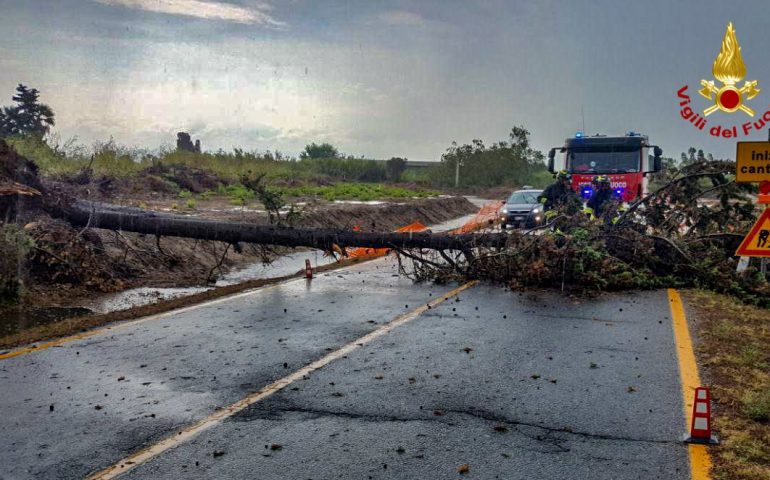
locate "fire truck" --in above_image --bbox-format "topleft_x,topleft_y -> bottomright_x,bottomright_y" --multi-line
547,132 -> 663,202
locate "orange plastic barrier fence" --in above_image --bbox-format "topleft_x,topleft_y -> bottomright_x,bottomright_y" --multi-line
340,201 -> 503,262
346,221 -> 429,259
448,201 -> 504,234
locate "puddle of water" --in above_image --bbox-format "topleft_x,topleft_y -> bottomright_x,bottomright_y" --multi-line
332,200 -> 390,205
82,287 -> 212,314
0,306 -> 93,335
429,213 -> 477,232
215,250 -> 336,286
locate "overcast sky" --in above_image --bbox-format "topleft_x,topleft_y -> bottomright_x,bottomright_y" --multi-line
2,0 -> 769,160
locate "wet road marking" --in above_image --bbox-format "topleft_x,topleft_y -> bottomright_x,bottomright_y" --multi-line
668,289 -> 712,480
86,280 -> 478,479
0,279 -> 301,361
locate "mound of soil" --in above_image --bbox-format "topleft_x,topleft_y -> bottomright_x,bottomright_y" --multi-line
141,164 -> 223,193
0,140 -> 42,191
55,163 -> 226,199
299,197 -> 477,231
0,140 -> 44,221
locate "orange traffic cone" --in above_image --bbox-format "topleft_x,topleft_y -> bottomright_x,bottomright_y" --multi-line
305,259 -> 313,279
683,387 -> 719,444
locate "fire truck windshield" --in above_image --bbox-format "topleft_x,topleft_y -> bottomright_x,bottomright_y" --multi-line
568,148 -> 640,174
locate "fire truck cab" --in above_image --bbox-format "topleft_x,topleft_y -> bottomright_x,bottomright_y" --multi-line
547,132 -> 663,203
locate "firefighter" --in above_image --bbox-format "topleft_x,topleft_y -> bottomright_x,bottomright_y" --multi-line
585,175 -> 617,219
538,170 -> 578,219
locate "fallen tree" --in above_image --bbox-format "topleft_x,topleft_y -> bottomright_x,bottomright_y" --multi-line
60,200 -> 508,252
2,138 -> 770,307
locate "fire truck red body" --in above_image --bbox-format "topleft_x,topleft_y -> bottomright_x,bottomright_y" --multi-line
548,133 -> 663,202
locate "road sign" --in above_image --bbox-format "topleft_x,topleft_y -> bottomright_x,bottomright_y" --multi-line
735,209 -> 770,257
736,141 -> 770,182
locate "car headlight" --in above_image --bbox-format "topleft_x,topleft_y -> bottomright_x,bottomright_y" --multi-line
500,208 -> 508,214
532,207 -> 542,214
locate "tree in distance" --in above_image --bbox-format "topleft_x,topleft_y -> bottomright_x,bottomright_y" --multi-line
386,157 -> 407,182
300,142 -> 339,159
0,84 -> 55,138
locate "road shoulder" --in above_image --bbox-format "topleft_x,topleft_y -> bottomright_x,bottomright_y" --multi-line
680,290 -> 770,480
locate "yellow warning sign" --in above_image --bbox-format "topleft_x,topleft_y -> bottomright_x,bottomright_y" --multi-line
736,141 -> 770,183
735,209 -> 770,257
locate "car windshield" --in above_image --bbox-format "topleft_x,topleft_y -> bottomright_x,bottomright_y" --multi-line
507,191 -> 540,204
569,148 -> 640,173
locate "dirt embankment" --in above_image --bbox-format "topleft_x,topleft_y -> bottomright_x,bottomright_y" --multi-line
298,197 -> 476,230
5,195 -> 476,308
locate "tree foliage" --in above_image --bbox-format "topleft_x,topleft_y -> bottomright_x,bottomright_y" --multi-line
398,158 -> 770,307
385,157 -> 407,182
300,142 -> 339,160
0,85 -> 55,138
438,125 -> 548,187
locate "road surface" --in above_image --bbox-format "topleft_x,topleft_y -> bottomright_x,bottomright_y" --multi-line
1,255 -> 696,479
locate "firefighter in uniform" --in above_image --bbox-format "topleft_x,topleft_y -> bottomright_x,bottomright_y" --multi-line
585,175 -> 617,219
538,170 -> 579,219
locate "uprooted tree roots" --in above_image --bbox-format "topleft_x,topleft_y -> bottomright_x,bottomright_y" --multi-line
395,161 -> 770,306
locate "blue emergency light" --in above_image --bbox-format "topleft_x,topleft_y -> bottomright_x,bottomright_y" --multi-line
575,131 -> 583,138
581,186 -> 592,198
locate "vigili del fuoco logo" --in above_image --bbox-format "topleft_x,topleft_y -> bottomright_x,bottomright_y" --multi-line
677,22 -> 768,139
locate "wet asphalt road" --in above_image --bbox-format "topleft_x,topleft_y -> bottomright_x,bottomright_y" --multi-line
0,256 -> 690,480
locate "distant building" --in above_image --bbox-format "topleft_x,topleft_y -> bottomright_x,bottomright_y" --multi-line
404,160 -> 438,169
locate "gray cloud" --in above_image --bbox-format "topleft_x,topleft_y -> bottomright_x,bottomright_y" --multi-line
93,0 -> 285,26
378,10 -> 426,27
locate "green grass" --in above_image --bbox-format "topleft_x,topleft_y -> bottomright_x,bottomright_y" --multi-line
216,184 -> 255,204
6,135 -> 553,201
7,135 -> 549,191
744,388 -> 770,422
7,136 -> 389,183
277,183 -> 438,201
201,182 -> 437,204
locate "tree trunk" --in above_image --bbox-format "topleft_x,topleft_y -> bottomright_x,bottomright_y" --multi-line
63,201 -> 508,251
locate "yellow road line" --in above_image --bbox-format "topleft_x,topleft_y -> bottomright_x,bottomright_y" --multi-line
667,288 -> 712,480
0,279 -> 301,361
86,280 -> 478,479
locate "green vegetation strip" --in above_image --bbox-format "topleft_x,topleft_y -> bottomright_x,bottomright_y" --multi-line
216,183 -> 438,204
685,290 -> 770,480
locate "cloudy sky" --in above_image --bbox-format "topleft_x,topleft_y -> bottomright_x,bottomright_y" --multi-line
1,0 -> 769,160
